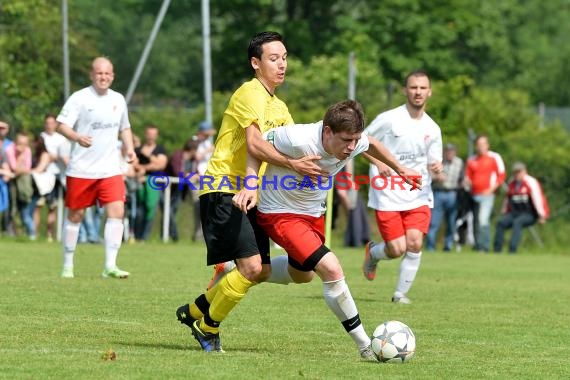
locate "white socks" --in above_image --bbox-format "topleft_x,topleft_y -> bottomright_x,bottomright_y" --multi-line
104,218 -> 124,270
394,251 -> 422,298
323,278 -> 370,350
62,221 -> 80,269
267,255 -> 293,285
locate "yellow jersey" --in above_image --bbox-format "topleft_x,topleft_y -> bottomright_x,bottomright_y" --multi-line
200,78 -> 293,195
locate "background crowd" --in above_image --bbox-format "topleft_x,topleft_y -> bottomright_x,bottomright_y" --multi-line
0,117 -> 548,254
0,115 -> 215,245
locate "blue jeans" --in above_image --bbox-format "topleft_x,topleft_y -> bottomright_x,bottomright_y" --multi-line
472,194 -> 495,251
426,190 -> 458,251
493,212 -> 537,253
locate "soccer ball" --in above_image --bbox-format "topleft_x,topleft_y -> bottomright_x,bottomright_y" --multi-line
371,320 -> 416,363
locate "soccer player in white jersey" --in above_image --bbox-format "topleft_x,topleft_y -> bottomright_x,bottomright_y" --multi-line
232,100 -> 421,361
362,69 -> 443,304
56,57 -> 136,279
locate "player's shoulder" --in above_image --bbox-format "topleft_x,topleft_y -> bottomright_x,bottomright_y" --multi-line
278,122 -> 321,146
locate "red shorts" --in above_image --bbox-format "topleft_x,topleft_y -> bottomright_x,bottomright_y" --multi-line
257,212 -> 329,271
65,175 -> 126,209
374,205 -> 431,242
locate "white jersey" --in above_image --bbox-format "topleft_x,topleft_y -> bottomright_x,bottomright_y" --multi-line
365,104 -> 442,211
57,86 -> 130,179
41,131 -> 70,176
258,121 -> 369,217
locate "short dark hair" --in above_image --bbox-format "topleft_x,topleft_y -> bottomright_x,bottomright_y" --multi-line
248,31 -> 285,61
323,100 -> 365,134
404,69 -> 431,87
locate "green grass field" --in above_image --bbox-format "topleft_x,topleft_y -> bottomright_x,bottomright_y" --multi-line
1,240 -> 569,379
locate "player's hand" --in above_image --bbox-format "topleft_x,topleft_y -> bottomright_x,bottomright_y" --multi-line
289,155 -> 327,183
429,161 -> 443,174
232,188 -> 257,214
76,135 -> 92,148
375,162 -> 393,177
398,167 -> 423,190
124,150 -> 136,164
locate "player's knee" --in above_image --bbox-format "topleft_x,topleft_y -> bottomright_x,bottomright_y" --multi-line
238,263 -> 264,282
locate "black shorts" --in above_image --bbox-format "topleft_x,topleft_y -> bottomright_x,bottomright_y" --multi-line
200,192 -> 270,266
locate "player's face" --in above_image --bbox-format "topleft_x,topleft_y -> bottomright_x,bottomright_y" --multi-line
251,41 -> 287,93
90,58 -> 115,95
324,126 -> 361,160
404,75 -> 431,110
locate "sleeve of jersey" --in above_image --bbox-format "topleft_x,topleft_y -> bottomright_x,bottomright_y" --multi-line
427,128 -> 443,163
119,96 -> 131,131
364,113 -> 389,139
56,94 -> 80,128
264,127 -> 297,158
493,153 -> 506,185
229,89 -> 265,130
527,176 -> 550,219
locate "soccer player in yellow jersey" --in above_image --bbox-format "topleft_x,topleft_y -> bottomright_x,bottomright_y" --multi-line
176,31 -> 323,352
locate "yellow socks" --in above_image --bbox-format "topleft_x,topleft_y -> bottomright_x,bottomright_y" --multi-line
201,269 -> 257,334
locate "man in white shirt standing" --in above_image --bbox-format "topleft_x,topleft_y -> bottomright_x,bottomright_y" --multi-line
56,56 -> 136,279
362,70 -> 443,304
38,113 -> 70,242
233,100 -> 421,360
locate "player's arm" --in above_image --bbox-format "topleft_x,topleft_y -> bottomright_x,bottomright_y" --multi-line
119,128 -> 136,163
365,136 -> 422,189
232,153 -> 261,213
245,123 -> 326,179
57,122 -> 92,148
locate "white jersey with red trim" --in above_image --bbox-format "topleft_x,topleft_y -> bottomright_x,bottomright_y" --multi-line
365,104 -> 442,211
258,121 -> 369,217
57,86 -> 130,179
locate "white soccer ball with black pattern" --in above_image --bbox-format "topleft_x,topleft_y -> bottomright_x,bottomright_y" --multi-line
371,320 -> 416,363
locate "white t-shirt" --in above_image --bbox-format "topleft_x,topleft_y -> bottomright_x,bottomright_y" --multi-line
196,138 -> 214,176
258,121 -> 369,217
57,86 -> 130,179
41,131 -> 70,176
365,104 -> 442,211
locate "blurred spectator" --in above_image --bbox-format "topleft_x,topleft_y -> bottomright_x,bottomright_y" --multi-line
120,136 -> 140,242
191,121 -> 216,241
34,114 -> 70,242
493,162 -> 549,253
426,143 -> 464,251
5,132 -> 35,239
0,120 -> 14,235
336,161 -> 370,247
464,135 -> 505,252
164,138 -> 198,241
134,124 -> 168,240
78,205 -> 103,243
29,135 -> 57,239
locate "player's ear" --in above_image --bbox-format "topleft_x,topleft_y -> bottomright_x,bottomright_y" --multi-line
250,57 -> 260,71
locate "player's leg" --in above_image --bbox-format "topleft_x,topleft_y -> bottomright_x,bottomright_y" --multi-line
98,176 -> 129,278
393,206 -> 431,304
363,210 -> 406,281
256,212 -> 317,285
178,193 -> 263,352
61,176 -> 97,278
315,252 -> 376,360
